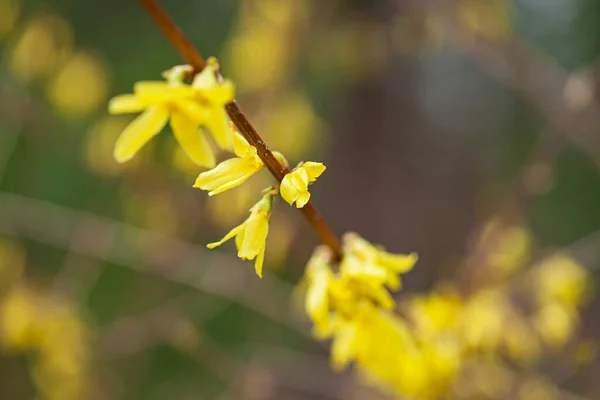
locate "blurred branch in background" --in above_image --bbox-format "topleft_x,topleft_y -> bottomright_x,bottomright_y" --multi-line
0,192 -> 301,333
445,19 -> 600,169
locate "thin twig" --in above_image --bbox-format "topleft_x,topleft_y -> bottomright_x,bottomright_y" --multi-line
138,0 -> 343,260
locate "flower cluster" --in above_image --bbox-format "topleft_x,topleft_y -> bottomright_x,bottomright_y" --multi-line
300,234 -> 463,398
109,61 -> 326,277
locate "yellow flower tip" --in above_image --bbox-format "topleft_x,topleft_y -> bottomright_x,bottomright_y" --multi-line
108,94 -> 143,115
303,161 -> 326,181
254,248 -> 265,278
113,147 -> 132,164
206,243 -> 219,249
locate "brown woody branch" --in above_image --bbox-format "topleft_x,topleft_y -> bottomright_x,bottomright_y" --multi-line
138,0 -> 343,260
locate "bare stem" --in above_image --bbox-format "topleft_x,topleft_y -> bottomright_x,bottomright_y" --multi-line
138,0 -> 343,260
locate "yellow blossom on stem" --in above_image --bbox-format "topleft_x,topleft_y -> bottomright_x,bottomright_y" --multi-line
280,161 -> 326,208
108,60 -> 234,167
194,126 -> 265,195
207,192 -> 273,277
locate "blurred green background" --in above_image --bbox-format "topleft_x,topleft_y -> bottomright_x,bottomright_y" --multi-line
0,0 -> 599,399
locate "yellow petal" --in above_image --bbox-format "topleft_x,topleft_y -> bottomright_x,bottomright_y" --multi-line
113,106 -> 169,163
170,110 -> 216,168
108,94 -> 144,114
291,168 -> 310,190
280,173 -> 300,206
207,172 -> 257,196
193,157 -> 262,195
207,223 -> 245,249
177,100 -> 207,122
203,108 -> 231,149
331,323 -> 358,370
254,247 -> 265,278
133,81 -> 170,102
306,269 -> 330,323
201,80 -> 235,105
136,81 -> 195,106
233,131 -> 251,158
296,191 -> 311,208
303,162 -> 326,182
238,211 -> 268,260
378,252 -> 418,273
235,223 -> 246,254
194,157 -> 249,189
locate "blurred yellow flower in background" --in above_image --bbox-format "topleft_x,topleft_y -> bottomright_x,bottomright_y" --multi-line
47,50 -> 110,117
0,0 -> 19,37
280,161 -> 326,208
533,253 -> 589,307
9,12 -> 73,82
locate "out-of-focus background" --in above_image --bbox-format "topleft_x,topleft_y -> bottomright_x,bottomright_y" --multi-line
0,0 -> 599,399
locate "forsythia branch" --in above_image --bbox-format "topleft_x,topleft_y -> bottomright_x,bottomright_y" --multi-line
138,0 -> 343,260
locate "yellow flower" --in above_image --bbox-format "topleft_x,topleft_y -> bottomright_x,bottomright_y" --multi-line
194,128 -> 264,195
280,161 -> 326,208
108,61 -> 234,167
207,193 -> 272,277
343,232 -> 417,291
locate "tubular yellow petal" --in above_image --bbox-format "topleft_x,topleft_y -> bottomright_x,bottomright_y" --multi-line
296,192 -> 311,208
207,224 -> 245,249
108,94 -> 144,114
254,247 -> 265,278
303,162 -> 326,181
113,106 -> 169,163
203,108 -> 231,149
238,212 -> 268,260
170,110 -> 216,168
